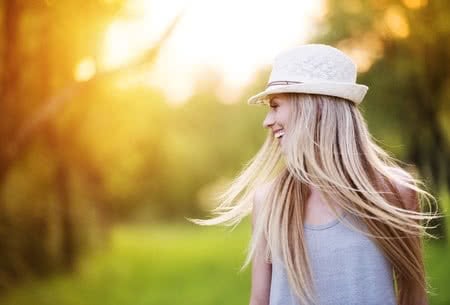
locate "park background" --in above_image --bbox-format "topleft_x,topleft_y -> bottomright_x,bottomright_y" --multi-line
0,0 -> 449,304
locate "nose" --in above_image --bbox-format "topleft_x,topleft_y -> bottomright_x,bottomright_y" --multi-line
263,110 -> 275,129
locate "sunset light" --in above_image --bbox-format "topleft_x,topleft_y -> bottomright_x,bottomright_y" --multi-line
384,6 -> 410,39
3,1 -> 449,304
100,0 -> 325,104
74,57 -> 96,82
103,21 -> 140,69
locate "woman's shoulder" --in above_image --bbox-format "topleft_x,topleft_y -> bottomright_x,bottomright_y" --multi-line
383,166 -> 419,212
254,182 -> 274,205
253,180 -> 276,220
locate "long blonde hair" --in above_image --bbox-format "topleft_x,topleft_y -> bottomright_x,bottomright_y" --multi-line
188,93 -> 442,305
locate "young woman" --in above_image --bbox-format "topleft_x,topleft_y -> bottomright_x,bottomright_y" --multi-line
188,44 -> 441,305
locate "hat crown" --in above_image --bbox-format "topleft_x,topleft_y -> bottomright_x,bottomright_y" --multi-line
247,43 -> 368,105
269,44 -> 357,84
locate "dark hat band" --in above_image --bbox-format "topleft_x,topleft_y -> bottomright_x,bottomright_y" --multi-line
267,81 -> 304,88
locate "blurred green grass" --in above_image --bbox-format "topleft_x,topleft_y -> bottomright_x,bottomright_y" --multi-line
0,221 -> 252,305
0,219 -> 448,305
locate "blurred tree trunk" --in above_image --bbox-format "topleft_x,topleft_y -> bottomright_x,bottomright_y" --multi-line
0,1 -> 21,187
38,4 -> 77,272
408,42 -> 450,193
0,0 -> 24,288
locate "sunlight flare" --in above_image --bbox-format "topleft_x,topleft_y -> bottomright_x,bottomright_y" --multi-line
101,0 -> 324,104
384,6 -> 410,39
74,57 -> 96,82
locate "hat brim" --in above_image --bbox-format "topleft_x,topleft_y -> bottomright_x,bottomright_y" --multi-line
247,82 -> 368,105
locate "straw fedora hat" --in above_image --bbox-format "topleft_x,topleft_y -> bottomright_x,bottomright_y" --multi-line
247,44 -> 368,105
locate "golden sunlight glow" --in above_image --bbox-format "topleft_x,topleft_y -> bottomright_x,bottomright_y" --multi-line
337,32 -> 384,73
342,0 -> 363,14
384,6 -> 410,39
102,21 -> 144,69
101,0 -> 324,105
74,57 -> 96,81
402,0 -> 428,9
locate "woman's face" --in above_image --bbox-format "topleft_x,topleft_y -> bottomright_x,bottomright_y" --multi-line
263,93 -> 291,150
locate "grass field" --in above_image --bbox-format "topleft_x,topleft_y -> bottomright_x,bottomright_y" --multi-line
0,219 -> 449,305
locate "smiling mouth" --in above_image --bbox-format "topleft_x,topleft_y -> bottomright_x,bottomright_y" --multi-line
274,130 -> 285,139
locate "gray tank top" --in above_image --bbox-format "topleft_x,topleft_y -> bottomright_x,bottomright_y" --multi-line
269,212 -> 397,305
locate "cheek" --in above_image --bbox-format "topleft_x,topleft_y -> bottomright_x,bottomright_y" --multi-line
280,109 -> 290,125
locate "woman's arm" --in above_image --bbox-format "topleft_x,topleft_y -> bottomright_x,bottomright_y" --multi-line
249,184 -> 272,305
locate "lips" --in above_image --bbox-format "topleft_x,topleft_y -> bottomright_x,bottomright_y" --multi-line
273,129 -> 285,139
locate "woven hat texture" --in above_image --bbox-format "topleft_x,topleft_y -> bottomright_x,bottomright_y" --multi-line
248,44 -> 368,105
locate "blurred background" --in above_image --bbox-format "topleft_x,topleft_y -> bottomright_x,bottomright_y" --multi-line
0,0 -> 448,304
